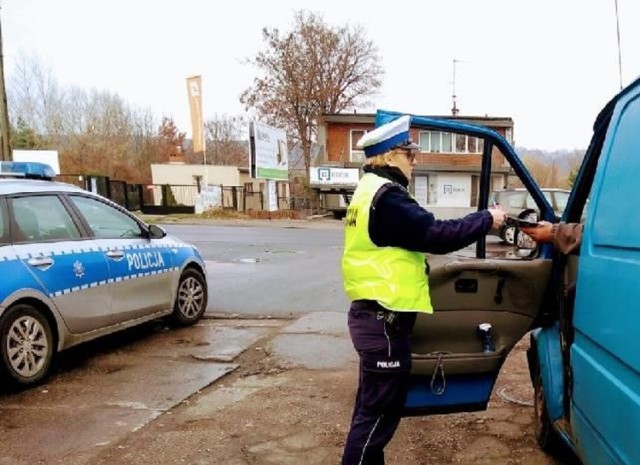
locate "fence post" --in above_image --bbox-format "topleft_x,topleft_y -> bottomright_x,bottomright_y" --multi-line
138,185 -> 144,210
161,185 -> 169,207
105,176 -> 112,200
123,182 -> 130,211
232,187 -> 238,211
242,188 -> 246,212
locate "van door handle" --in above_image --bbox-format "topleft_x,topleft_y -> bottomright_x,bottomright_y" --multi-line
106,250 -> 125,261
27,257 -> 54,270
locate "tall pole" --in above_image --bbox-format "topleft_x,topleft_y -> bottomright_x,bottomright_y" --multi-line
0,6 -> 11,161
614,0 -> 624,90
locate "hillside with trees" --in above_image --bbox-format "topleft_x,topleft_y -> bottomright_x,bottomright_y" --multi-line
516,147 -> 585,188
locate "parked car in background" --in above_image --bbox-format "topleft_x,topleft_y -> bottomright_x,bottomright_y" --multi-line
490,187 -> 570,244
0,162 -> 208,387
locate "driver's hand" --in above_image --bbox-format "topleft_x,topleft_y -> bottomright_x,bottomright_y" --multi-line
488,208 -> 506,230
521,221 -> 554,243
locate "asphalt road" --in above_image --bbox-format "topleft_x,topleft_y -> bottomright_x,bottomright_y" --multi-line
161,222 -> 350,317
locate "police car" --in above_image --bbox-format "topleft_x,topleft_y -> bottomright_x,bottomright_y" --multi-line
0,162 -> 208,387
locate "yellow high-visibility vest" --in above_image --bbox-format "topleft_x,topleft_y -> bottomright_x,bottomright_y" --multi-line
341,173 -> 433,313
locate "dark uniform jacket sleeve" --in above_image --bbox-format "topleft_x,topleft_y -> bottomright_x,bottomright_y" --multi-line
369,185 -> 493,254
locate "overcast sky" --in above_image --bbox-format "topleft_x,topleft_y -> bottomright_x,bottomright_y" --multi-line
4,0 -> 639,150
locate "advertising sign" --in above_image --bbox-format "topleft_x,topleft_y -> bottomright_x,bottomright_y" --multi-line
309,167 -> 359,186
249,122 -> 288,180
186,76 -> 205,154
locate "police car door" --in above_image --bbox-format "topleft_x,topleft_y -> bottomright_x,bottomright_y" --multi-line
66,195 -> 174,324
8,194 -> 113,333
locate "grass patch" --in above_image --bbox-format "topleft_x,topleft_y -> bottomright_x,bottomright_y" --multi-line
199,208 -> 250,219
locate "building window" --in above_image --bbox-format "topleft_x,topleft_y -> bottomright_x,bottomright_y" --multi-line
244,182 -> 254,193
419,131 -> 452,153
505,128 -> 513,144
350,129 -> 367,162
453,135 -> 484,154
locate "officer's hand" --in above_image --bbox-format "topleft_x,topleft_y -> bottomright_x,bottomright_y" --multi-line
488,208 -> 506,230
521,221 -> 554,243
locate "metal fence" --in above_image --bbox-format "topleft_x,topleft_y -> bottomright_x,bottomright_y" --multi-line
56,173 -> 311,216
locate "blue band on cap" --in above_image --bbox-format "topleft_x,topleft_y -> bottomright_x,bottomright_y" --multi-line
363,131 -> 411,157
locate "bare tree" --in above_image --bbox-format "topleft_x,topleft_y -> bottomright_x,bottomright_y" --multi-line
8,52 -> 64,136
241,10 -> 383,175
200,114 -> 248,166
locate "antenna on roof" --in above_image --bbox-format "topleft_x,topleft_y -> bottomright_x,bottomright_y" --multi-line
451,59 -> 460,116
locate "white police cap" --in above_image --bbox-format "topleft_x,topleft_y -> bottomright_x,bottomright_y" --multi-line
356,115 -> 420,158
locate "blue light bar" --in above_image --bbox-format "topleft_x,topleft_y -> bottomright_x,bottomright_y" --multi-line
0,161 -> 56,180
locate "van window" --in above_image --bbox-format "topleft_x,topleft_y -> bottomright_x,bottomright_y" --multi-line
590,93 -> 640,248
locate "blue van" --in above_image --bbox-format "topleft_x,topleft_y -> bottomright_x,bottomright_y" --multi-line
375,75 -> 640,465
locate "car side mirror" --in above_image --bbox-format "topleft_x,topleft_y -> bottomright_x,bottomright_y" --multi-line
514,209 -> 539,257
148,224 -> 167,239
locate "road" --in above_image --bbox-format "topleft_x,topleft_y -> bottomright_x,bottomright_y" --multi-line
163,222 -> 349,317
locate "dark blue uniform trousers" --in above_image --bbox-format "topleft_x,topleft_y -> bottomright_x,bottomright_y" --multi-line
342,301 -> 417,465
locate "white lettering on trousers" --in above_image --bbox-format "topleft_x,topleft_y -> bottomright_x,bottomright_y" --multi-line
126,251 -> 166,271
376,361 -> 401,369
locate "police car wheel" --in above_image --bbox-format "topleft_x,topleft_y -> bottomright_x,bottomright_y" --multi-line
172,268 -> 207,326
0,304 -> 55,386
533,364 -> 561,453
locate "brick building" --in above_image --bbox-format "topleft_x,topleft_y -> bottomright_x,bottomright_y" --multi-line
316,113 -> 514,217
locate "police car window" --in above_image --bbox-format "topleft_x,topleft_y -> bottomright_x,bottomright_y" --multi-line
0,201 -> 8,246
70,196 -> 142,239
10,196 -> 81,242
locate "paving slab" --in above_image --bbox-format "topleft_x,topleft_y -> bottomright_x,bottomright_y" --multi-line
281,311 -> 348,335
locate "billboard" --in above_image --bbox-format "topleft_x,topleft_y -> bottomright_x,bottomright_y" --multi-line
309,166 -> 359,186
249,121 -> 288,180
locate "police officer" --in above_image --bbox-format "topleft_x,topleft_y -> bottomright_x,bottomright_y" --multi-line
341,115 -> 505,465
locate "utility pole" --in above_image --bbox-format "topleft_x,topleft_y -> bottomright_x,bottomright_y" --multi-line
0,6 -> 11,161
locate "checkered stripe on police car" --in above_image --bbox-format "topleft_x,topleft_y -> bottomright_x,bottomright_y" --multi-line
49,266 -> 182,298
0,242 -> 196,261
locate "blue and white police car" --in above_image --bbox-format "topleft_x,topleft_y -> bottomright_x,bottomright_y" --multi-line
0,162 -> 208,387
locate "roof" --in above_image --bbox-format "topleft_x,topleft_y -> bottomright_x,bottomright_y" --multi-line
0,179 -> 85,196
320,113 -> 514,128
